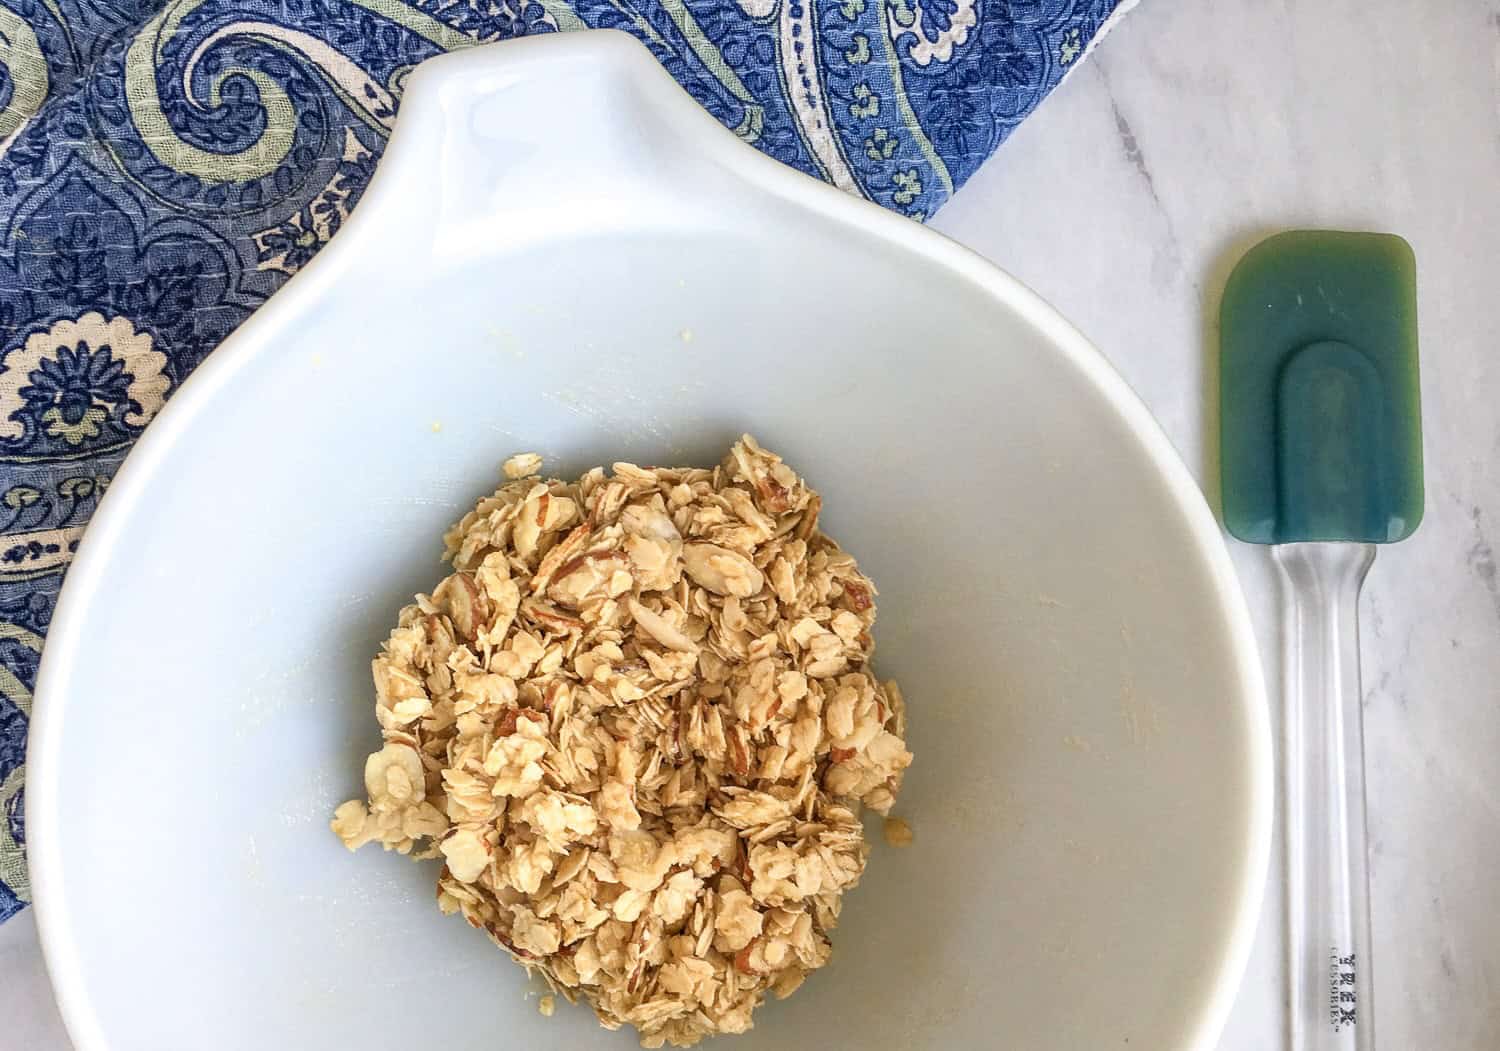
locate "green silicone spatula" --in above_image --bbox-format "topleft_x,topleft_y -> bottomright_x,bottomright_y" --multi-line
1220,230 -> 1422,1051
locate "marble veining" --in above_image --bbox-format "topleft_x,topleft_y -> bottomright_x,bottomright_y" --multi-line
934,1 -> 1500,1048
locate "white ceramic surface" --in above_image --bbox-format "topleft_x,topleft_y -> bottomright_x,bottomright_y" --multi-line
25,30 -> 1269,1051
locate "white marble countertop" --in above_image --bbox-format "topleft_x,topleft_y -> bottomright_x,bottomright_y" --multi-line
5,1 -> 1498,1047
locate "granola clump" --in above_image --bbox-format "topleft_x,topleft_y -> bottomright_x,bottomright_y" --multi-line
333,436 -> 911,1047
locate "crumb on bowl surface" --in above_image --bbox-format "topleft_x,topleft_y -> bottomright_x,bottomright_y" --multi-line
883,817 -> 913,848
332,436 -> 912,1047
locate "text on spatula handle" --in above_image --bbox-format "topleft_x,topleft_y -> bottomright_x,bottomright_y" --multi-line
1329,950 -> 1357,1031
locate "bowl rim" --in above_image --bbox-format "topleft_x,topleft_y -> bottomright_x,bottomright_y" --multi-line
26,29 -> 1271,1051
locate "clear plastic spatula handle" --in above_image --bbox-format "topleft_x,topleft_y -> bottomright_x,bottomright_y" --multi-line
1274,542 -> 1377,1051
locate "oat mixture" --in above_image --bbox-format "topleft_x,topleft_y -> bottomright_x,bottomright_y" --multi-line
332,436 -> 912,1047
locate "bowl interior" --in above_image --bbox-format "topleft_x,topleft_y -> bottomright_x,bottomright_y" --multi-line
34,198 -> 1262,1048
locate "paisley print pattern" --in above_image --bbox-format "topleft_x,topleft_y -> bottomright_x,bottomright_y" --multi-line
0,0 -> 1125,920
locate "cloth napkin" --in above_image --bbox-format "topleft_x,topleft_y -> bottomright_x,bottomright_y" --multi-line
0,0 -> 1127,921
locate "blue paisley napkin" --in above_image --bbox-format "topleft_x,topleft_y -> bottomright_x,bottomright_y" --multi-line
0,0 -> 1126,920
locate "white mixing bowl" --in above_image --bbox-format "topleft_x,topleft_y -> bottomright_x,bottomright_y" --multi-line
28,31 -> 1269,1051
